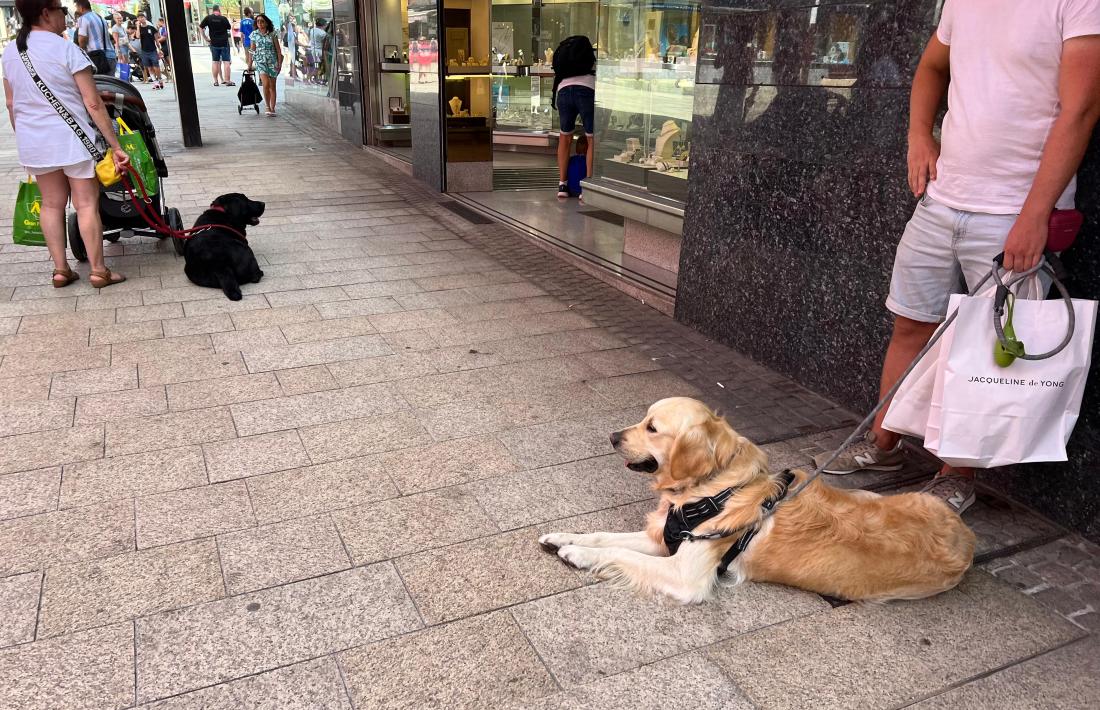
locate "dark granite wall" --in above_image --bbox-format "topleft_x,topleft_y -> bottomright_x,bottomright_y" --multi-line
677,0 -> 1100,541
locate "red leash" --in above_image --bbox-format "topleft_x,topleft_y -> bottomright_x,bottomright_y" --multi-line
120,166 -> 248,241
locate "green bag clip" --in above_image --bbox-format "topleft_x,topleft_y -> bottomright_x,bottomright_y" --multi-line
994,292 -> 1026,367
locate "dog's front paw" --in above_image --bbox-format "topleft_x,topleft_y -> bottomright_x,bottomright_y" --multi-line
557,545 -> 602,571
538,532 -> 578,553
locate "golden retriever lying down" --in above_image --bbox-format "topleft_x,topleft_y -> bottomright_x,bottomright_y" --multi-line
539,397 -> 975,604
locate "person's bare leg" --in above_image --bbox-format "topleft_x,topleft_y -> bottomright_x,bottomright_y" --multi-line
34,171 -> 74,279
70,176 -> 110,275
223,61 -> 232,84
586,133 -> 594,177
557,133 -> 572,183
870,315 -> 939,450
212,57 -> 219,83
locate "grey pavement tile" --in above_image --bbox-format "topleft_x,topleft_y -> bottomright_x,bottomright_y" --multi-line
0,373 -> 51,401
326,352 -> 438,387
575,348 -> 663,378
296,269 -> 378,290
231,382 -> 407,436
331,488 -> 499,565
396,528 -> 584,624
396,355 -> 597,409
183,295 -> 271,317
497,407 -> 648,470
265,287 -> 350,307
382,328 -> 439,352
0,317 -> 18,335
378,434 -> 520,494
38,539 -> 225,638
76,290 -> 144,311
427,311 -> 596,347
328,279 -> 422,299
910,635 -> 1100,710
241,334 -> 393,373
367,308 -> 458,333
141,285 -> 228,306
75,387 -> 168,425
203,430 -> 311,483
115,302 -> 185,324
137,352 -> 249,388
0,296 -> 77,318
339,611 -> 556,710
0,424 -> 104,475
229,304 -> 321,330
467,455 -> 655,531
166,372 -> 281,411
0,393 -> 75,440
50,365 -> 138,398
458,282 -> 548,303
135,564 -> 422,702
0,572 -> 41,648
314,296 -> 404,320
0,344 -> 110,377
210,327 -> 288,354
519,653 -> 752,710
280,315 -> 378,344
0,329 -> 88,356
0,467 -> 60,521
274,365 -> 340,395
136,480 -> 256,549
60,447 -> 208,509
298,409 -> 432,464
105,406 -> 237,457
443,296 -> 566,323
247,456 -> 400,525
0,623 -> 134,710
705,570 -> 1083,710
393,288 -> 482,310
161,313 -> 235,338
0,500 -> 134,576
426,329 -> 625,374
218,515 -> 350,595
515,581 -> 827,687
90,319 -> 165,346
412,269 -> 523,291
584,370 -> 703,408
137,657 -> 352,710
111,334 -> 214,367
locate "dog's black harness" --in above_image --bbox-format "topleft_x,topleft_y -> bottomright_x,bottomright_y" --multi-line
663,469 -> 797,575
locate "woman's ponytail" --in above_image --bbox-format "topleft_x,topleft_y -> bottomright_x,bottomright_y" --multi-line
15,0 -> 52,52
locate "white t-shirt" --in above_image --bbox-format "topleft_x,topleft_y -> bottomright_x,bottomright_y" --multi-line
1,31 -> 97,169
558,74 -> 595,91
927,0 -> 1100,214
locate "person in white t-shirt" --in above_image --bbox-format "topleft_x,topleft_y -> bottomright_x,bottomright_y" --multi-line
817,0 -> 1100,514
2,0 -> 131,289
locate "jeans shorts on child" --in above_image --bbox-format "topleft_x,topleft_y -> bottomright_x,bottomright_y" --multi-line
886,192 -> 1048,323
557,86 -> 595,135
25,160 -> 96,180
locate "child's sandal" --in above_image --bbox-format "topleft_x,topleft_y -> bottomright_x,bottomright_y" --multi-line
89,269 -> 126,289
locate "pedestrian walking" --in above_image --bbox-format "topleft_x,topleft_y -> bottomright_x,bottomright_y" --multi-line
110,12 -> 128,72
136,15 -> 163,89
817,0 -> 1100,515
283,15 -> 297,78
247,13 -> 282,117
309,18 -> 326,83
126,20 -> 143,81
231,19 -> 241,54
72,0 -> 112,74
156,17 -> 171,81
2,0 -> 130,288
551,35 -> 596,199
239,7 -> 254,62
200,4 -> 234,86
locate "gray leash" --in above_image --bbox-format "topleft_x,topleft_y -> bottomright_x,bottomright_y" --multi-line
709,255 -> 1071,541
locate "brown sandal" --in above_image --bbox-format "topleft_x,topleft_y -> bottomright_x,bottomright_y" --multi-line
52,268 -> 80,288
89,268 -> 126,289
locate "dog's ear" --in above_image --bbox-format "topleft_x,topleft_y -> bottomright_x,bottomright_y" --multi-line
664,418 -> 741,486
711,419 -> 742,471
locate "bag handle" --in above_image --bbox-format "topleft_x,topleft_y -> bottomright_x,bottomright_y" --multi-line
116,117 -> 134,135
991,253 -> 1075,361
18,50 -> 105,161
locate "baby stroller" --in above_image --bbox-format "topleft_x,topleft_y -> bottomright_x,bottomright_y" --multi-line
238,71 -> 262,114
67,76 -> 185,259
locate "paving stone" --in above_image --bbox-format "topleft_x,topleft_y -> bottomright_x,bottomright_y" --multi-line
218,515 -> 350,595
135,564 -> 422,702
427,311 -> 595,347
280,315 -> 378,343
396,355 -> 596,408
138,352 -> 249,388
989,562 -> 1045,592
265,287 -> 349,307
314,297 -> 404,320
0,329 -> 88,356
60,447 -> 208,509
0,297 -> 76,318
161,313 -> 235,338
76,290 -> 144,311
326,352 -> 438,387
0,344 -> 110,377
0,467 -> 59,520
210,327 -> 288,354
1031,561 -> 1086,588
1030,586 -> 1088,616
89,319 -> 164,346
467,455 -> 655,531
520,653 -> 752,710
381,328 -> 439,351
105,406 -> 237,457
0,373 -> 51,401
230,382 -> 406,436
378,434 -> 520,494
575,348 -> 663,378
137,657 -> 352,710
396,528 -> 584,624
241,334 -> 393,373
111,334 -> 214,366
75,387 -> 168,425
183,294 -> 271,317
247,456 -> 400,524
911,635 -> 1100,709
274,365 -> 339,395
202,430 -> 311,483
394,288 -> 482,310
0,424 -> 104,475
0,572 -> 40,648
298,409 -> 433,464
116,302 -> 185,324
0,623 -> 134,710
136,481 -> 256,549
339,611 -> 556,710
704,570 -> 1082,710
166,372 -> 281,410
38,539 -> 224,638
497,407 -> 648,470
229,304 -> 321,330
367,308 -> 459,333
585,370 -> 703,407
50,365 -> 138,398
0,500 -> 134,576
331,488 -> 499,565
413,270 -> 523,291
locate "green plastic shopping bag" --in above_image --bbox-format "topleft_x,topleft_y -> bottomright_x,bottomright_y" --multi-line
12,176 -> 46,246
117,118 -> 158,197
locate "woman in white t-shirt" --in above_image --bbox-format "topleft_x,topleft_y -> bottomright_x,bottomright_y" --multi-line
2,0 -> 130,288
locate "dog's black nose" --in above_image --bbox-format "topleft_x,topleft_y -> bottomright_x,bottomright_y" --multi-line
610,431 -> 622,447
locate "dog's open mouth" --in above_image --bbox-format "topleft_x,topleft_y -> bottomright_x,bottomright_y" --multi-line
248,217 -> 260,226
626,457 -> 659,473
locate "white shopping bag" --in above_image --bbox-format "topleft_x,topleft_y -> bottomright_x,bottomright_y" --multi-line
928,288 -> 1097,468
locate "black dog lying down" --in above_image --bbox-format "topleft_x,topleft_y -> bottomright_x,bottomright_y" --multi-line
183,193 -> 266,301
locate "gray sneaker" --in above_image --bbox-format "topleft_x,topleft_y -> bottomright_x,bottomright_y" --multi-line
920,473 -> 976,515
813,431 -> 906,475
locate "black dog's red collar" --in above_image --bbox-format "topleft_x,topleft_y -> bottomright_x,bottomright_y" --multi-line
199,205 -> 249,242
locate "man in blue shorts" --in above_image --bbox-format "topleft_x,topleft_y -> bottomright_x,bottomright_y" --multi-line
200,5 -> 234,86
136,15 -> 163,89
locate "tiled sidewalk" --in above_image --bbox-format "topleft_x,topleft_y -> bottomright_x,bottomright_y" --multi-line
0,57 -> 1097,708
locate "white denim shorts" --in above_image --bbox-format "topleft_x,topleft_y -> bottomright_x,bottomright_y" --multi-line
24,160 -> 96,180
887,193 -> 1024,323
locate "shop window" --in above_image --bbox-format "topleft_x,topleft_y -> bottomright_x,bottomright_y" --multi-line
592,0 -> 701,203
375,0 -> 413,156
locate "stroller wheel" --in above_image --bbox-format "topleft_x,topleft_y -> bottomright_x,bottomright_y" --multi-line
168,208 -> 186,256
238,105 -> 243,115
66,212 -> 88,262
